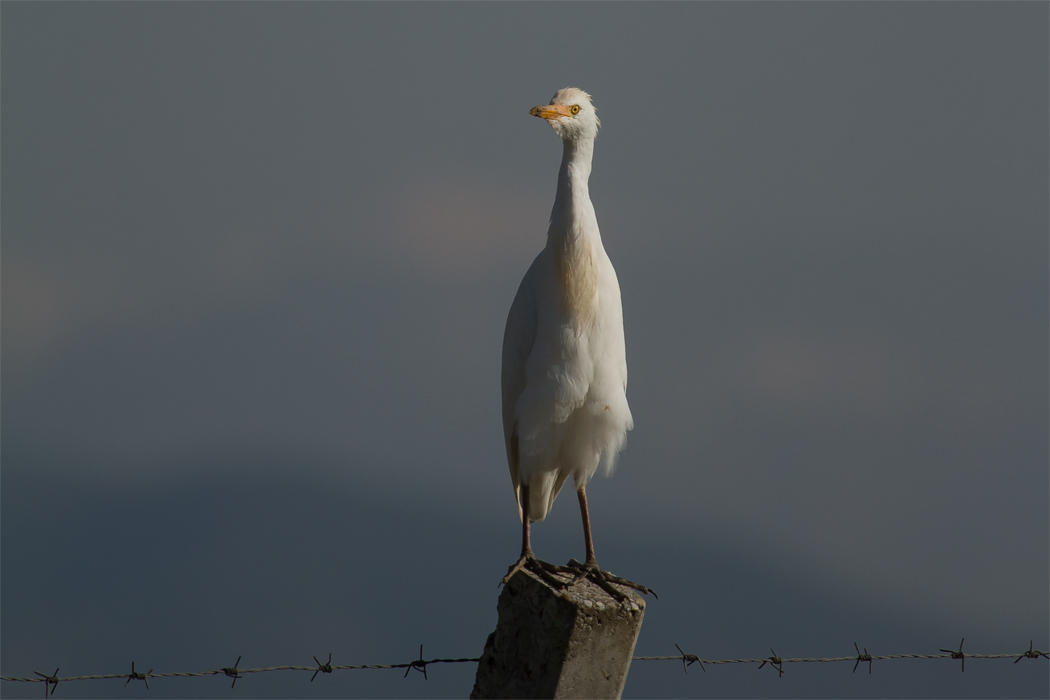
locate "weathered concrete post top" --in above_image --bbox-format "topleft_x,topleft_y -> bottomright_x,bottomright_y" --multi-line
471,561 -> 646,700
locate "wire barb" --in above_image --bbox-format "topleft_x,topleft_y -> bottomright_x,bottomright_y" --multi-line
403,645 -> 428,680
311,653 -> 333,682
1014,640 -> 1049,663
32,668 -> 59,699
124,661 -> 152,690
221,655 -> 242,688
853,642 -> 873,675
674,643 -> 704,673
758,648 -> 784,677
939,638 -> 965,673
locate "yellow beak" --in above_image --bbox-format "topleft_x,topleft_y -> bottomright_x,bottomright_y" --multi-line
530,104 -> 573,121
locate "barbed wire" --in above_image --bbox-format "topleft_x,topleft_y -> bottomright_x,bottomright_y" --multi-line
635,639 -> 1049,677
2,639 -> 1045,697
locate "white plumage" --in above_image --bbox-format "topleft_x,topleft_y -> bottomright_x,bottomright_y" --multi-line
501,88 -> 638,588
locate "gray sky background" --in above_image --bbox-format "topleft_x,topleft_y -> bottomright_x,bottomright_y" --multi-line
2,3 -> 1047,698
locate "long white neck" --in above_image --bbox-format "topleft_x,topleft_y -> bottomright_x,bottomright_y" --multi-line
547,135 -> 602,324
548,136 -> 598,245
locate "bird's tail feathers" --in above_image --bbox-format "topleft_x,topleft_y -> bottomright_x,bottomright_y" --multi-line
521,470 -> 571,523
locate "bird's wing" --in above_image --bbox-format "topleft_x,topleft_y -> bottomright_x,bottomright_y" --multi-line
501,258 -> 539,518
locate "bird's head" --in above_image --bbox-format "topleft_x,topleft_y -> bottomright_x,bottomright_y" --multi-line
530,87 -> 600,142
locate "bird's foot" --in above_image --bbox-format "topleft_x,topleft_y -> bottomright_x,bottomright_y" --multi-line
501,553 -> 571,589
562,558 -> 657,600
502,555 -> 656,601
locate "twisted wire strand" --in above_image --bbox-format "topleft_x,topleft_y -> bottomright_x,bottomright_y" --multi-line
2,649 -> 1043,686
1,658 -> 483,683
633,652 -> 1025,663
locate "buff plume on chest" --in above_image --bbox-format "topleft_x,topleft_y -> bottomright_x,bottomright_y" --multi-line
556,233 -> 599,326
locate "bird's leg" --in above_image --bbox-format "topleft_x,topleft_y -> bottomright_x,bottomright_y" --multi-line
578,484 -> 599,567
501,485 -> 534,584
567,485 -> 657,599
501,484 -> 568,588
518,483 -> 534,560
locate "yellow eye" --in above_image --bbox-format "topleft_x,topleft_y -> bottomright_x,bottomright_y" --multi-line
570,104 -> 580,115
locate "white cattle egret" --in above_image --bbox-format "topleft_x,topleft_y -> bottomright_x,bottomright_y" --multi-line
501,88 -> 652,597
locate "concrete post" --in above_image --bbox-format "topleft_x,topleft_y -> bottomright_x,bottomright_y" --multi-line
470,561 -> 646,699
